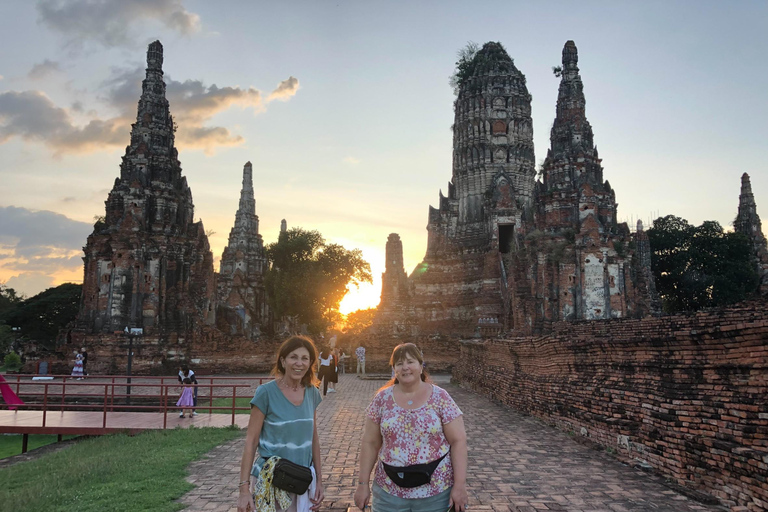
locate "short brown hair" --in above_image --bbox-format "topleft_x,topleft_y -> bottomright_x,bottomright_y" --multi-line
385,343 -> 430,387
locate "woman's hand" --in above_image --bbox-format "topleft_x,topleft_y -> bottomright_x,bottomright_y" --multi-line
310,480 -> 324,510
353,482 -> 371,510
236,488 -> 255,512
449,483 -> 469,512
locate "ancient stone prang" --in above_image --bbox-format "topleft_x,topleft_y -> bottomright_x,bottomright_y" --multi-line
734,172 -> 768,294
76,41 -> 216,334
216,162 -> 269,339
390,41 -> 658,336
374,234 -> 415,335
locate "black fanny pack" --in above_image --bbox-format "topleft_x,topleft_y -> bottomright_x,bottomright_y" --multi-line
381,452 -> 448,488
271,457 -> 313,495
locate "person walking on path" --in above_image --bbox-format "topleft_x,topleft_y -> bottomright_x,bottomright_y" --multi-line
337,348 -> 349,375
177,377 -> 195,417
178,365 -> 198,416
326,348 -> 339,393
237,335 -> 325,512
355,345 -> 366,376
354,343 -> 468,512
318,348 -> 336,396
71,351 -> 84,380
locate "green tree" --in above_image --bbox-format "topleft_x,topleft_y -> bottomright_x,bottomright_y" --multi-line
0,284 -> 23,356
1,283 -> 82,349
449,41 -> 480,94
648,215 -> 758,312
0,283 -> 22,315
3,352 -> 22,371
0,324 -> 13,357
265,228 -> 372,334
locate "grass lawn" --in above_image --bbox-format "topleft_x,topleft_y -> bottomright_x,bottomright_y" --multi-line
0,434 -> 79,459
206,396 -> 252,414
1,426 -> 243,512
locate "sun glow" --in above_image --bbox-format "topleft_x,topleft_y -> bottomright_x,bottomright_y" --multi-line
339,281 -> 381,315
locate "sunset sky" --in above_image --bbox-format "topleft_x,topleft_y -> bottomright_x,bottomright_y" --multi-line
1,1 -> 766,314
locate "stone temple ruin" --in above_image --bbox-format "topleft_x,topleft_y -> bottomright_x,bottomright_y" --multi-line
735,172 -> 768,294
216,162 -> 270,339
75,41 -> 217,336
377,41 -> 660,336
69,42 -> 273,370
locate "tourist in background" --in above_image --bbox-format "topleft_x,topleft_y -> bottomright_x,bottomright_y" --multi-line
317,347 -> 336,396
337,348 -> 349,375
178,365 -> 198,416
177,377 -> 195,418
355,344 -> 366,376
354,343 -> 468,512
237,335 -> 324,512
327,348 -> 339,393
71,351 -> 84,380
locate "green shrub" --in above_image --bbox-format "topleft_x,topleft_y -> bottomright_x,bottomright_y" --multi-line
3,352 -> 21,371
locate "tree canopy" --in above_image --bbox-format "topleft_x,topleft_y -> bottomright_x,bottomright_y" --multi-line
0,282 -> 82,351
648,215 -> 758,313
343,307 -> 377,335
264,227 -> 371,334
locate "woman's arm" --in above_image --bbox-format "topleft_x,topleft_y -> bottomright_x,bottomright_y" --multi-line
310,411 -> 325,509
353,417 -> 383,510
444,416 -> 468,512
237,406 -> 265,512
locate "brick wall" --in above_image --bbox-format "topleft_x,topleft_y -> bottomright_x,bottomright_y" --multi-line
455,300 -> 768,511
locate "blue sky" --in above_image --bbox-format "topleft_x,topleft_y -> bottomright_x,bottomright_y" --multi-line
1,0 -> 766,312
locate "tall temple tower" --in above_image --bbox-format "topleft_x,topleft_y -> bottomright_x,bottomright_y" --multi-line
734,172 -> 768,294
538,40 -> 615,231
397,40 -> 657,336
427,42 -> 536,255
522,40 -> 656,326
216,162 -> 269,338
375,233 -> 414,335
77,41 -> 216,334
407,42 -> 537,333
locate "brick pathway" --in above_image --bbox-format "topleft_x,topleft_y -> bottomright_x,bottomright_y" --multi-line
178,374 -> 724,512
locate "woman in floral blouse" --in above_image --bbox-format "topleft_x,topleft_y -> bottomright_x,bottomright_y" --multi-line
354,343 -> 468,512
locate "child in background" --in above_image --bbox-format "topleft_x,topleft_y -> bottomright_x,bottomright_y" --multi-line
177,377 -> 195,418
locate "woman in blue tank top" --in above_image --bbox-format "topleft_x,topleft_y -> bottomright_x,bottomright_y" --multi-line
238,336 -> 325,512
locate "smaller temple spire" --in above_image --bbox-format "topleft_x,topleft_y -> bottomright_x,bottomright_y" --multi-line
147,40 -> 164,72
734,173 -> 768,295
552,40 -> 591,152
233,162 -> 257,233
735,173 -> 767,246
280,219 -> 287,233
562,40 -> 578,71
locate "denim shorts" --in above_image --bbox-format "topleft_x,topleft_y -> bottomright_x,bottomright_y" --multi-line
371,483 -> 452,512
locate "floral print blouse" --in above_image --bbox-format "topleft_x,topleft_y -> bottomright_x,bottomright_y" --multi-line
366,384 -> 463,498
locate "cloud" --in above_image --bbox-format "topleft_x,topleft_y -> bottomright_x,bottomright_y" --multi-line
28,59 -> 63,80
4,273 -> 56,298
0,206 -> 92,296
267,76 -> 300,102
0,90 -> 128,155
0,66 -> 299,155
343,156 -> 361,165
36,0 -> 201,49
0,75 -> 4,81
103,67 -> 295,153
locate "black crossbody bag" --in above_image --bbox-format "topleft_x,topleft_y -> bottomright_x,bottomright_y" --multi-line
272,457 -> 313,495
381,452 -> 448,488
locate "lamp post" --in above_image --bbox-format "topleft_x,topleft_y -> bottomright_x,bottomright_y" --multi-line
123,327 -> 142,406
